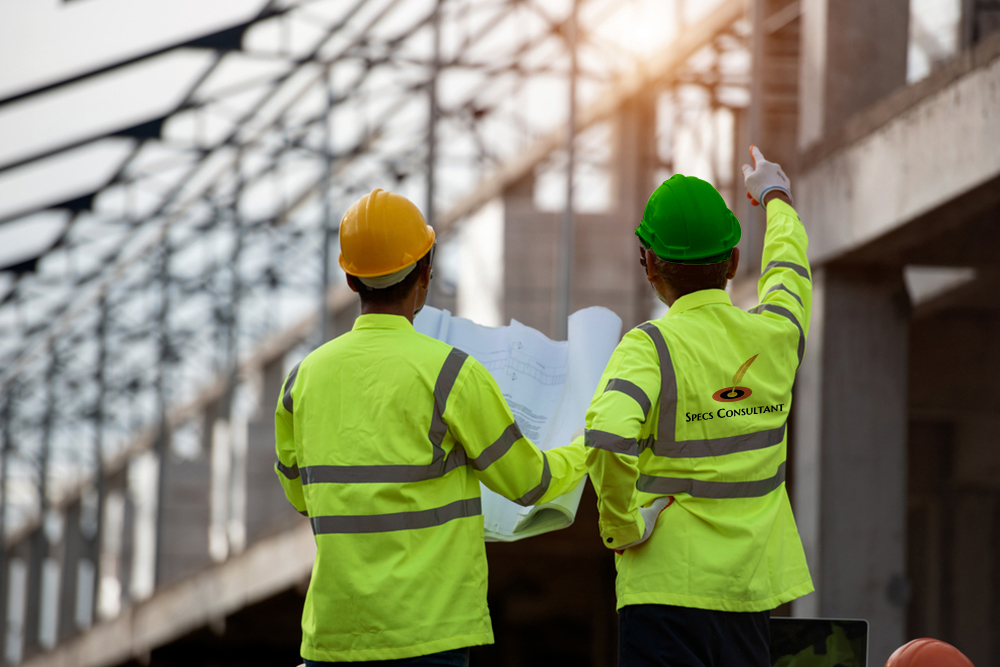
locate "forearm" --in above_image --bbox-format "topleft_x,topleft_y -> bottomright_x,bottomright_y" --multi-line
531,436 -> 588,505
275,407 -> 306,513
763,191 -> 791,206
587,447 -> 644,547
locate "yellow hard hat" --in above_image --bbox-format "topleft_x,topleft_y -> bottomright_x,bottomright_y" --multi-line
338,188 -> 436,279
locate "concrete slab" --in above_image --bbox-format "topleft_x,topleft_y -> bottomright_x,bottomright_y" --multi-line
797,35 -> 1000,266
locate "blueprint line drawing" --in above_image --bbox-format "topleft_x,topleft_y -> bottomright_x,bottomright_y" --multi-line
414,306 -> 622,541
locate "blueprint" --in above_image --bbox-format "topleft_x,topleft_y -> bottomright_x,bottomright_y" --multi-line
414,306 -> 622,541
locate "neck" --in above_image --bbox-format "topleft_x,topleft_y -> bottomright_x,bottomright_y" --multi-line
360,300 -> 416,323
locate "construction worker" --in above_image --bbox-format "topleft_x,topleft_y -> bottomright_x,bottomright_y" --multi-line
584,147 -> 814,667
274,188 -> 587,666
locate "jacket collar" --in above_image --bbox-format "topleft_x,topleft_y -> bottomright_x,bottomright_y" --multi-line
352,313 -> 415,331
665,289 -> 732,319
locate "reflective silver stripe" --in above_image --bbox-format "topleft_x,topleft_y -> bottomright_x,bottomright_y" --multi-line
637,461 -> 786,499
470,422 -> 523,471
763,260 -> 810,281
757,304 -> 805,365
637,323 -> 677,446
282,362 -> 301,413
301,448 -> 468,484
513,453 -> 551,507
605,378 -> 652,419
276,459 -> 299,480
585,429 -> 640,457
310,497 -> 482,534
652,423 -> 786,458
429,349 -> 469,455
764,283 -> 803,307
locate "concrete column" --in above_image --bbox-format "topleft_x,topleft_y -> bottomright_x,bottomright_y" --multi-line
798,0 -> 910,148
739,0 -> 803,287
57,502 -> 85,643
792,266 -> 910,664
21,526 -> 47,659
611,93 -> 658,330
503,174 -> 558,337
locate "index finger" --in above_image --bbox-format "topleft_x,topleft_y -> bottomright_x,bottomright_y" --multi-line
750,145 -> 765,166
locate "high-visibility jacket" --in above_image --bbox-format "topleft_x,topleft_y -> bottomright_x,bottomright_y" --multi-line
585,199 -> 814,612
275,314 -> 587,662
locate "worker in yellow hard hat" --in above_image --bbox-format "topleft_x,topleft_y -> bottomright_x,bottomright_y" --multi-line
583,147 -> 814,666
274,188 -> 587,665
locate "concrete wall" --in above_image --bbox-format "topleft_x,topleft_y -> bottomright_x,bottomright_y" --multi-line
798,38 -> 1000,265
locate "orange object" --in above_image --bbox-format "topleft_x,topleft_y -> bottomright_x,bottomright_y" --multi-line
885,639 -> 974,667
338,188 -> 435,278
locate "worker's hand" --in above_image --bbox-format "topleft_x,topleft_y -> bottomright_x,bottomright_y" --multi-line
741,145 -> 792,206
612,496 -> 673,554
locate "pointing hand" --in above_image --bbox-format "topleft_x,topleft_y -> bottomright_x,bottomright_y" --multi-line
741,146 -> 792,207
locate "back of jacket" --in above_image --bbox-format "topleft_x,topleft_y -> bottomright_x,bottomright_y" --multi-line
586,199 -> 814,612
275,314 -> 585,662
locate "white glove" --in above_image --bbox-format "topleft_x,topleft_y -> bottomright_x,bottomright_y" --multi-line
741,145 -> 792,206
613,496 -> 673,553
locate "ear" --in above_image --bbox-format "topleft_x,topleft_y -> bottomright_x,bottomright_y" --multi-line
418,260 -> 432,289
346,274 -> 360,293
726,247 -> 740,280
644,249 -> 659,281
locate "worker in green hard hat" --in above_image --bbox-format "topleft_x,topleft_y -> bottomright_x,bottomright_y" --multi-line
583,147 -> 814,667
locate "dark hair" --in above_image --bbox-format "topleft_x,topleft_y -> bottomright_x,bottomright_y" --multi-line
649,253 -> 731,298
348,253 -> 432,305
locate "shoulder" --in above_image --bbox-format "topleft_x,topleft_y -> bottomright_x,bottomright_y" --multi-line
624,320 -> 667,347
611,322 -> 666,363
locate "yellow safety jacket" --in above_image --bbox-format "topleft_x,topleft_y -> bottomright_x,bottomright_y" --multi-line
585,199 -> 814,612
275,314 -> 586,662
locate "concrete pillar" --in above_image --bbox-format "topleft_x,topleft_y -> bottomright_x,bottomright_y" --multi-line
739,0 -> 803,286
0,546 -> 7,663
97,469 -> 131,620
792,266 -> 910,664
156,455 -> 212,584
21,526 -> 47,659
798,0 -> 910,148
56,501 -> 84,643
611,93 -> 658,330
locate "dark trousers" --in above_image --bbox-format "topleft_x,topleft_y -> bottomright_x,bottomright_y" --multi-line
619,604 -> 770,667
304,647 -> 470,667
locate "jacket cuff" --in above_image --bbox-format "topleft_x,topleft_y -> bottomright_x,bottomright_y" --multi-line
599,518 -> 643,550
765,197 -> 798,219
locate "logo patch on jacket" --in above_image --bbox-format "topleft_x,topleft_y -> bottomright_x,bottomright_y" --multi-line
712,354 -> 758,403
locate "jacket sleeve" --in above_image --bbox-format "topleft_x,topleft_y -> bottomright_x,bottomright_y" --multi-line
584,328 -> 662,549
447,358 -> 587,506
274,362 -> 307,515
756,199 -> 812,349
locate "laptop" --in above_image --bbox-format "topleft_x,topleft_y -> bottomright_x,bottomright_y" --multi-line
770,618 -> 869,667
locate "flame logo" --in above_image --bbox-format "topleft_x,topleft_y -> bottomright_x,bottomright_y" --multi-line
712,354 -> 758,402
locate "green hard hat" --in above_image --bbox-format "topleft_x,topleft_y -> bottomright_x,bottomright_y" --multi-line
635,174 -> 742,264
